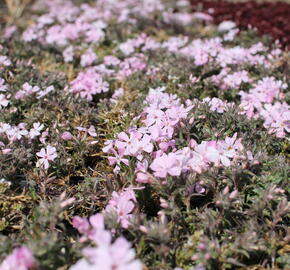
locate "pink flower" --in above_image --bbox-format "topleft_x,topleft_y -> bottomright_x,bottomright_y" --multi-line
135,160 -> 151,183
0,56 -> 11,67
3,26 -> 17,39
70,236 -> 142,270
87,126 -> 97,137
63,46 -> 74,63
61,131 -> 73,140
108,148 -> 129,173
194,142 -> 220,165
192,12 -> 213,21
73,216 -> 91,235
117,55 -> 147,79
80,48 -> 97,67
37,85 -> 55,99
150,152 -> 181,178
260,102 -> 290,138
29,122 -> 44,139
0,78 -> 8,92
6,125 -> 28,142
69,69 -> 109,101
15,83 -> 40,100
105,188 -> 136,228
104,55 -> 120,66
0,246 -> 36,270
0,94 -> 9,109
36,145 -> 57,169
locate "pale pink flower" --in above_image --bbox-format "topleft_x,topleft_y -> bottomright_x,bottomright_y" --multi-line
105,188 -> 136,228
87,126 -> 97,137
135,160 -> 151,183
36,145 -> 57,169
192,12 -> 213,21
80,48 -> 97,67
104,55 -> 120,66
108,148 -> 130,173
0,246 -> 36,270
0,78 -> 8,92
6,126 -> 28,142
61,131 -> 73,140
29,122 -> 44,139
0,56 -> 11,67
37,85 -> 55,99
150,152 -> 181,178
218,21 -> 236,32
63,46 -> 74,63
0,94 -> 9,109
69,69 -> 109,101
15,83 -> 40,100
3,26 -> 17,39
70,236 -> 142,270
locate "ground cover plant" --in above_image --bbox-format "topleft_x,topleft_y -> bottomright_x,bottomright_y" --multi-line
0,0 -> 289,269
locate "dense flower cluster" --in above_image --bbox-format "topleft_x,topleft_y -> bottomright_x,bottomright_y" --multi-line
0,0 -> 289,269
104,87 -> 253,183
71,217 -> 142,270
69,69 -> 109,101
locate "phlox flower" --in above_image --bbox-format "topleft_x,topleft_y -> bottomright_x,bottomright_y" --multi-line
80,48 -> 97,67
194,142 -> 220,166
3,25 -> 17,39
70,236 -> 142,270
135,160 -> 151,183
218,20 -> 236,32
192,12 -> 213,21
108,148 -> 129,173
142,108 -> 165,127
73,213 -> 109,244
150,152 -> 181,178
15,82 -> 40,100
105,188 -> 136,228
0,94 -> 9,109
61,131 -> 73,141
29,122 -> 44,139
110,88 -> 124,104
104,55 -> 120,66
252,77 -> 286,104
0,56 -> 11,67
63,46 -> 74,62
22,27 -> 38,42
260,102 -> 290,138
223,71 -> 251,89
37,85 -> 55,99
85,27 -> 105,43
0,78 -> 8,92
203,97 -> 231,113
6,125 -> 28,142
102,139 -> 115,154
76,125 -> 97,137
117,55 -> 147,79
0,246 -> 36,270
69,69 -> 109,101
115,131 -> 153,159
36,145 -> 57,170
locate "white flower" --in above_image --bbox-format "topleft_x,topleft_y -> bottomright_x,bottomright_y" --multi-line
218,21 -> 236,32
29,122 -> 44,139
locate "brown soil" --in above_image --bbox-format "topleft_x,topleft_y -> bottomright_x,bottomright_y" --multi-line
191,0 -> 290,49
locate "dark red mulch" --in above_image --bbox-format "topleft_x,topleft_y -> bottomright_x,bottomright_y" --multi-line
191,0 -> 290,49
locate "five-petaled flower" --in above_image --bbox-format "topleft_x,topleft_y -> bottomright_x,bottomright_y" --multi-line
36,145 -> 57,169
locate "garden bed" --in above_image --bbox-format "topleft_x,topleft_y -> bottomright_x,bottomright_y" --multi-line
191,0 -> 290,48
